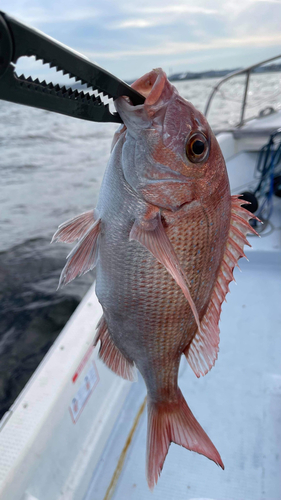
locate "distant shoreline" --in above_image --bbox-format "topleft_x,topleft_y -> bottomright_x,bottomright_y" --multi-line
125,63 -> 281,85
168,63 -> 281,82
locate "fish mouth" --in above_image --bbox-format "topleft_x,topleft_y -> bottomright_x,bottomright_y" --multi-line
131,68 -> 167,106
115,68 -> 175,125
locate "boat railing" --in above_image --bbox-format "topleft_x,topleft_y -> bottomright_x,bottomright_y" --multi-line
204,54 -> 281,127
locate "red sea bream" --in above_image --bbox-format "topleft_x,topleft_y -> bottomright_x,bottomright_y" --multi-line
52,69 -> 258,488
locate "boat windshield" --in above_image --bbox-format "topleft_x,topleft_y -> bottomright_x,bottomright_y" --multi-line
204,54 -> 281,131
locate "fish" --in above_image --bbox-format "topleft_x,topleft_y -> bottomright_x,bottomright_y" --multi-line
52,68 -> 258,488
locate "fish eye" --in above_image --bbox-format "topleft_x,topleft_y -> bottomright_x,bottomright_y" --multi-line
185,133 -> 209,164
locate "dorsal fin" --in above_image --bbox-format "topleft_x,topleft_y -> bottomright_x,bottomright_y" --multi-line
57,218 -> 101,288
184,196 -> 260,377
51,210 -> 95,243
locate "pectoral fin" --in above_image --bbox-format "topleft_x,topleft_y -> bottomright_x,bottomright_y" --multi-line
129,212 -> 200,332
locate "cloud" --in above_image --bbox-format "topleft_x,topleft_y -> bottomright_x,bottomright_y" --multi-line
135,5 -> 218,15
233,0 -> 281,37
108,18 -> 157,29
2,0 -> 281,81
1,2 -> 102,25
86,34 -> 281,60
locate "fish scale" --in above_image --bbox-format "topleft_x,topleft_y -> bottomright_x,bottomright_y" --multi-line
98,199 -> 214,393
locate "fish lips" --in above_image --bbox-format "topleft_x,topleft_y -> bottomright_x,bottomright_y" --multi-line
115,69 -> 175,135
114,96 -> 151,135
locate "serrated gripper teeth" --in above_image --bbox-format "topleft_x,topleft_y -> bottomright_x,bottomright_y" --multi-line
69,90 -> 79,100
13,61 -> 113,112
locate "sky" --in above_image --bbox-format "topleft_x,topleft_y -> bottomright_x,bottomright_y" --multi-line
2,0 -> 281,82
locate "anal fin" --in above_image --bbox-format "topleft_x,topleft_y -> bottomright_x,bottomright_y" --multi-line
94,316 -> 137,382
184,195 -> 260,378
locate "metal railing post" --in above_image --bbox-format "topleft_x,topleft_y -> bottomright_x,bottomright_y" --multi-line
239,71 -> 250,127
204,53 -> 281,124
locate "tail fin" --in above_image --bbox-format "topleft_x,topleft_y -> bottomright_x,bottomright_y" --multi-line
146,389 -> 224,489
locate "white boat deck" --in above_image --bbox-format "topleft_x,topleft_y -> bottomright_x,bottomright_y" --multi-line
83,148 -> 281,500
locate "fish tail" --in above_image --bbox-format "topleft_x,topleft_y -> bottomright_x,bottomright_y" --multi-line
146,388 -> 224,489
